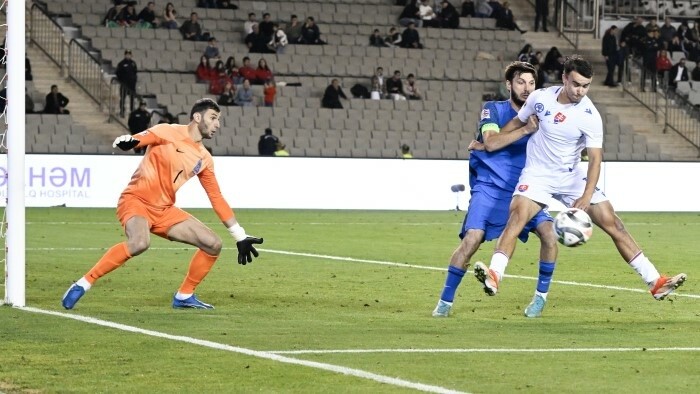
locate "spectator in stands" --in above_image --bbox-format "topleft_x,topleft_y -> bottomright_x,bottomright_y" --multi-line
418,0 -> 438,28
138,2 -> 158,28
26,57 -> 32,81
495,2 -> 526,34
103,3 -> 123,27
321,79 -> 348,109
25,88 -> 34,114
386,26 -> 402,47
399,0 -> 421,27
196,55 -> 214,83
370,76 -> 385,99
374,67 -> 386,94
404,73 -> 422,100
617,39 -> 630,84
255,58 -> 273,85
44,85 -> 70,114
197,0 -> 216,8
517,44 -> 536,64
234,79 -> 255,106
474,0 -> 492,18
641,28 -> 661,92
668,58 -> 689,90
401,144 -> 413,158
259,13 -> 274,42
246,24 -> 275,53
461,0 -> 475,17
116,49 -> 138,117
370,29 -> 389,47
542,46 -> 564,77
209,60 -> 231,95
300,17 -> 325,45
269,24 -> 288,54
659,17 -> 677,52
244,13 -> 257,35
620,16 -> 646,57
386,70 -> 407,99
401,22 -> 423,49
224,56 -> 241,84
438,1 -> 460,29
238,57 -> 257,83
534,0 -> 548,32
180,12 -> 204,41
217,81 -> 237,106
203,37 -> 220,60
258,128 -> 279,156
116,2 -> 139,27
0,87 -> 5,114
161,2 -> 178,29
602,25 -> 619,87
656,49 -> 673,83
691,62 -> 700,81
285,15 -> 303,44
216,0 -> 238,10
128,101 -> 150,154
274,142 -> 290,157
263,79 -> 277,107
646,19 -> 659,34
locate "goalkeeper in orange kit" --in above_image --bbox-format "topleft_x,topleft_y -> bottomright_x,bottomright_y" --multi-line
62,98 -> 263,310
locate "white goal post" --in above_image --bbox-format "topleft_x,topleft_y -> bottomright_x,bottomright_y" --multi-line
3,0 -> 27,307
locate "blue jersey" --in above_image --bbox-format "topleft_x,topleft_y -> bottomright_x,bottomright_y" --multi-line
469,100 -> 531,199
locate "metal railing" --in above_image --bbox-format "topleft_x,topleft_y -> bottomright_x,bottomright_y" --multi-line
622,59 -> 700,157
29,2 -> 127,128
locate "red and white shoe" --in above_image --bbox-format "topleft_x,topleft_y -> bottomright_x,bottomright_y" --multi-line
474,261 -> 499,296
650,273 -> 687,300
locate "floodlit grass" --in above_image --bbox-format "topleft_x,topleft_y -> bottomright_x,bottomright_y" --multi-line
1,208 -> 699,393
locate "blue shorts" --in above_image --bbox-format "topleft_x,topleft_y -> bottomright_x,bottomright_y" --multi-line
459,189 -> 552,243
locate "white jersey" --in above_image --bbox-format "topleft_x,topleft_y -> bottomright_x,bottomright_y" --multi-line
517,86 -> 603,173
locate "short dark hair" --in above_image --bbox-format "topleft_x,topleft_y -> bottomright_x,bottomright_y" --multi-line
291,14 -> 297,19
265,128 -> 272,134
248,12 -> 255,17
407,73 -> 415,78
563,54 -> 593,78
190,98 -> 220,119
504,61 -> 537,83
263,13 -> 270,17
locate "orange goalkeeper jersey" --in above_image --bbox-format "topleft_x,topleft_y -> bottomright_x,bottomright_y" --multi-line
121,123 -> 234,223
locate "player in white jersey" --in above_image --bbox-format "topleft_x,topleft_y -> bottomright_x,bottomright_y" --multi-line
470,55 -> 686,317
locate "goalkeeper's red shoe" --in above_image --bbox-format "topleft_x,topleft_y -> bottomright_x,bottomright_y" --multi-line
474,261 -> 499,296
650,273 -> 687,300
62,283 -> 86,310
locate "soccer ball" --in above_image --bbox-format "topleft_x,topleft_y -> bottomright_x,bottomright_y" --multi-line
554,208 -> 593,247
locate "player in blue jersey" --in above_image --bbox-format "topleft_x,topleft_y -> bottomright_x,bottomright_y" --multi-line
432,62 -> 559,318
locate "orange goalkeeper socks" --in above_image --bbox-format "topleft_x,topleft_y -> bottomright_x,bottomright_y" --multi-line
85,242 -> 132,284
178,249 -> 218,294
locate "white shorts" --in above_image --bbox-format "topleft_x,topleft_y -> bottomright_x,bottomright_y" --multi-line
513,165 -> 608,208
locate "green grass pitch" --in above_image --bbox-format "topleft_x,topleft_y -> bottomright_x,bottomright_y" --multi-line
1,208 -> 699,393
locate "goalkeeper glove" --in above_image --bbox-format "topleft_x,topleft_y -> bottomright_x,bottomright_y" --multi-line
228,224 -> 264,265
112,135 -> 140,151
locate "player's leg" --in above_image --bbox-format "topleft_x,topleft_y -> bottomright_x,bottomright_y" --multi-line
587,201 -> 686,300
524,216 -> 558,317
62,205 -> 151,310
162,215 -> 223,309
475,195 -> 543,296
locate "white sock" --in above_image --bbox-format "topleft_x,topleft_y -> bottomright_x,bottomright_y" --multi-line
629,252 -> 661,287
77,277 -> 92,291
535,290 -> 548,301
489,251 -> 509,281
175,292 -> 193,300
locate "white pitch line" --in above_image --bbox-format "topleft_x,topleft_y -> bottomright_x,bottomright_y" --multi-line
27,221 -> 700,226
18,306 -> 466,394
270,347 -> 700,355
24,246 -> 700,299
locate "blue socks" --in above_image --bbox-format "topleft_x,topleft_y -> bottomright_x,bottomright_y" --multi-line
536,261 -> 556,294
440,265 -> 466,302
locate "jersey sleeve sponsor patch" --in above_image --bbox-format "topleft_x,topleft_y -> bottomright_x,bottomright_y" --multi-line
480,108 -> 490,120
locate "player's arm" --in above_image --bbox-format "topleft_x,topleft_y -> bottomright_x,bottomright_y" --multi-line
481,115 -> 538,152
112,129 -> 163,151
198,168 -> 263,265
572,147 -> 602,211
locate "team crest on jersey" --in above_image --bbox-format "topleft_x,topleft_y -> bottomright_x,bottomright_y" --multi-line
480,108 -> 490,120
190,159 -> 203,177
554,112 -> 566,124
585,108 -> 592,114
534,103 -> 544,113
517,184 -> 528,192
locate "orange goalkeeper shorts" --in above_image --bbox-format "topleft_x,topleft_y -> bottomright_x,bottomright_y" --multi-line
116,194 -> 192,238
